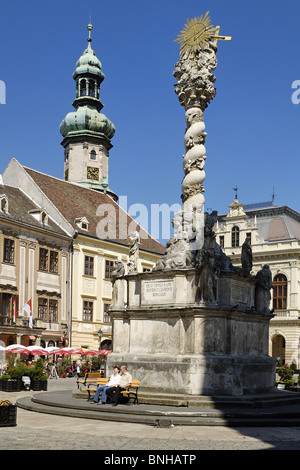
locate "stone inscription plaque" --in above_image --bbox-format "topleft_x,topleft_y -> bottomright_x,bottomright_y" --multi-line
231,281 -> 248,305
142,280 -> 174,304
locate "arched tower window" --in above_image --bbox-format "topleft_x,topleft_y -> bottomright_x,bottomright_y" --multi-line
231,226 -> 240,248
89,80 -> 95,97
80,79 -> 87,96
90,150 -> 96,160
273,274 -> 287,310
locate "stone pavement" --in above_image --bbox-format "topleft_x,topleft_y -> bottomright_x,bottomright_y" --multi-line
1,377 -> 300,452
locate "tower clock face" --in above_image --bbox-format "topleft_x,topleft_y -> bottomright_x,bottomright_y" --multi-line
87,166 -> 99,180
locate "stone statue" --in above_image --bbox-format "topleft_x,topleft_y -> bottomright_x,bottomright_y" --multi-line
255,265 -> 273,314
196,264 -> 217,303
153,229 -> 194,271
195,211 -> 217,270
111,260 -> 125,283
128,232 -> 140,273
111,260 -> 125,308
241,237 -> 252,275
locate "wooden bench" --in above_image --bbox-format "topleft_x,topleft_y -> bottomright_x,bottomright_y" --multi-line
87,378 -> 140,404
76,372 -> 102,389
87,378 -> 109,400
119,380 -> 140,404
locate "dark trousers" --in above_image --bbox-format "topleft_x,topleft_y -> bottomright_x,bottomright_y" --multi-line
106,385 -> 126,404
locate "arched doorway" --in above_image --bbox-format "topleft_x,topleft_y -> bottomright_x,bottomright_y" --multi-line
272,334 -> 286,365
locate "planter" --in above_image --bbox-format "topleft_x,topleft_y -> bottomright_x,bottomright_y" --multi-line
31,380 -> 48,391
0,403 -> 17,427
0,380 -> 23,392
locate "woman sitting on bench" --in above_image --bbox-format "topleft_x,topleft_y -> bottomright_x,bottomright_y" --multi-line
91,366 -> 120,404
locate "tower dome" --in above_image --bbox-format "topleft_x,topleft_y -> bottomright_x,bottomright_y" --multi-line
59,105 -> 115,140
72,22 -> 105,82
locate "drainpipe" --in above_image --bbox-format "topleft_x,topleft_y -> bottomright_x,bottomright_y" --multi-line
68,239 -> 74,346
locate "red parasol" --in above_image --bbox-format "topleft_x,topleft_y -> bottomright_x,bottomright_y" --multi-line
22,345 -> 47,355
5,344 -> 27,353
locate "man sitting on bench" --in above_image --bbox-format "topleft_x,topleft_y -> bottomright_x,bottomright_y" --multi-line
106,364 -> 132,407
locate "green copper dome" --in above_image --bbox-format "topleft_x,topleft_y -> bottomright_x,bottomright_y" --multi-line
73,45 -> 105,82
59,105 -> 115,139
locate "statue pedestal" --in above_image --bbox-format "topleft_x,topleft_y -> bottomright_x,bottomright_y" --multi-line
108,269 -> 276,397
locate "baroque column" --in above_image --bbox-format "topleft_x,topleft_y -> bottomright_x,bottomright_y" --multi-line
154,14 -> 230,270
173,40 -> 218,253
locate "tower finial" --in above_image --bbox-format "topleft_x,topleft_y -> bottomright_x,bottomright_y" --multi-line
87,17 -> 93,47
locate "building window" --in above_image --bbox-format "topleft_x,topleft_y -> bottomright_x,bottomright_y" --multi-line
3,238 -> 14,264
1,197 -> 8,213
105,260 -> 114,279
103,303 -> 111,323
49,251 -> 58,273
246,232 -> 252,245
273,274 -> 287,310
39,248 -> 48,271
39,248 -> 58,273
90,150 -> 96,160
38,298 -> 48,321
231,226 -> 240,248
219,235 -> 224,249
80,79 -> 87,96
49,300 -> 58,322
38,298 -> 58,322
0,293 -> 17,326
75,217 -> 89,231
83,301 -> 93,322
84,256 -> 94,276
89,80 -> 95,97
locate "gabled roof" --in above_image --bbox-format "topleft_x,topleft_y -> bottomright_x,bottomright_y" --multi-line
24,167 -> 165,255
0,183 -> 70,238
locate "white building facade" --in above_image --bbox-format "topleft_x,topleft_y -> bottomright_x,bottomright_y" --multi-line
215,199 -> 300,367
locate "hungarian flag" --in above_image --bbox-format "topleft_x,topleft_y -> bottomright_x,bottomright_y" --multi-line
12,296 -> 17,324
23,299 -> 32,328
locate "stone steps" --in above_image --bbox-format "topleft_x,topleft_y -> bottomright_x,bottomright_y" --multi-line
16,389 -> 300,427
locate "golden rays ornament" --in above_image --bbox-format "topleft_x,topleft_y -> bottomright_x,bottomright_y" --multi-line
174,12 -> 231,57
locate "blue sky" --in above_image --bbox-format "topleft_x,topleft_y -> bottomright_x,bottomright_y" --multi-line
0,0 -> 300,243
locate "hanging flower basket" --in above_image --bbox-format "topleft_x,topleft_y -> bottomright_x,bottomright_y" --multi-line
0,400 -> 17,427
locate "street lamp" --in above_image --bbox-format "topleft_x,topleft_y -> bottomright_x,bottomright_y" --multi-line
98,328 -> 103,351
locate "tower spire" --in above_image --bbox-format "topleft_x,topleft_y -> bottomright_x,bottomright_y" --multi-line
87,17 -> 93,48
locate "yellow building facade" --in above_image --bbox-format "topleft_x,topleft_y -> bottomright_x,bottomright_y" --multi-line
0,180 -> 71,350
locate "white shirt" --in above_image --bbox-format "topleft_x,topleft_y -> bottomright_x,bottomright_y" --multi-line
107,374 -> 120,387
